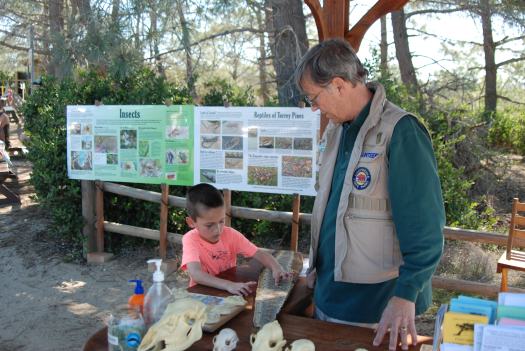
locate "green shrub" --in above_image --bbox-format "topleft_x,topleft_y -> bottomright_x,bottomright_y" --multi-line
22,68 -> 192,258
201,78 -> 255,106
489,109 -> 525,155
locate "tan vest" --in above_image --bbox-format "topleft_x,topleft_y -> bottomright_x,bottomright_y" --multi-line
309,82 -> 412,284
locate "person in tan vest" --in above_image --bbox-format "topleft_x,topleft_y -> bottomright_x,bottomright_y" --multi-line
295,38 -> 444,351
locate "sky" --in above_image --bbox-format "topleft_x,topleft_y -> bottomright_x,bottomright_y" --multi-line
313,2 -> 524,80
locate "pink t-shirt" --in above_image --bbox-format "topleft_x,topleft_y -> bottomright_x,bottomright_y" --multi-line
181,226 -> 258,286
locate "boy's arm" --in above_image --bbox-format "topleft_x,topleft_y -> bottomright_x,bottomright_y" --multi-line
252,249 -> 293,284
186,261 -> 256,296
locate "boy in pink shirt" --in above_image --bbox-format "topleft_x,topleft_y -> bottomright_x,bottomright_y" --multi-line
181,183 -> 292,296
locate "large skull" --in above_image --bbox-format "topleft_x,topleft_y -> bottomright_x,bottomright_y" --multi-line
213,328 -> 239,351
250,320 -> 287,351
138,298 -> 207,351
285,339 -> 315,351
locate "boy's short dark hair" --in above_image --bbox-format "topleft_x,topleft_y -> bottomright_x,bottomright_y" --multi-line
186,183 -> 224,219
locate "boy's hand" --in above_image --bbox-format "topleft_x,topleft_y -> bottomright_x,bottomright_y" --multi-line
227,281 -> 257,296
272,268 -> 294,285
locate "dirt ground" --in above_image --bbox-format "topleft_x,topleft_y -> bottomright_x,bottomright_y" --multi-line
0,161 -> 192,351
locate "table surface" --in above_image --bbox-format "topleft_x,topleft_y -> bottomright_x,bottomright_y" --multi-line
83,261 -> 432,351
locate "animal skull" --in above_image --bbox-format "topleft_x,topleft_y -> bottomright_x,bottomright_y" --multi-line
284,339 -> 315,351
138,298 -> 207,351
250,320 -> 287,351
213,328 -> 239,351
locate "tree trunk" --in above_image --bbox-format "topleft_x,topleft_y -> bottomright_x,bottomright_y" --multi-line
111,0 -> 120,27
269,0 -> 308,106
380,15 -> 388,77
391,8 -> 419,96
480,0 -> 497,119
47,0 -> 67,79
252,1 -> 270,105
176,0 -> 196,100
149,0 -> 166,78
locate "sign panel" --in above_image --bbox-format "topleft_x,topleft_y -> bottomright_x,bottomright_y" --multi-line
67,105 -> 319,196
195,107 -> 319,196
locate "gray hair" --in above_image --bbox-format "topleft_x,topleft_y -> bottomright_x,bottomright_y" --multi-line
294,38 -> 367,93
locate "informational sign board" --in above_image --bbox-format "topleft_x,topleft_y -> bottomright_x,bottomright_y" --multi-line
195,107 -> 318,195
67,105 -> 319,195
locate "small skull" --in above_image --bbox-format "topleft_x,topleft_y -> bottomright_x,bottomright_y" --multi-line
285,339 -> 315,351
213,328 -> 239,351
250,320 -> 287,351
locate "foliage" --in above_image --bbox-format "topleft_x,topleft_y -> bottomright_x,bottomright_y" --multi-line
488,108 -> 525,155
201,78 -> 255,106
231,192 -> 314,251
22,67 -> 192,258
366,56 -> 499,231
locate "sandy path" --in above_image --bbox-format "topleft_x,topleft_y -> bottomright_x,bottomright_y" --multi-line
0,162 -> 185,350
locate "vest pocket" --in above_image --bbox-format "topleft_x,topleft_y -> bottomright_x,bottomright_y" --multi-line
340,214 -> 400,283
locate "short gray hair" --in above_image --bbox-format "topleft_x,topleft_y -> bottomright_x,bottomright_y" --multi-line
294,38 -> 367,93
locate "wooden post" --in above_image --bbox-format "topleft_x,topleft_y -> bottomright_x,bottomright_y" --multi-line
500,268 -> 508,292
81,180 -> 96,256
88,181 -> 114,263
159,184 -> 169,259
291,194 -> 300,252
223,189 -> 232,227
95,181 -> 105,252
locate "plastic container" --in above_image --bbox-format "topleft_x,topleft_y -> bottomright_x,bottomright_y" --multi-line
107,305 -> 146,351
143,259 -> 173,328
128,279 -> 144,315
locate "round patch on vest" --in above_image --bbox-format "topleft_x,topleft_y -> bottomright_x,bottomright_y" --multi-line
352,167 -> 371,190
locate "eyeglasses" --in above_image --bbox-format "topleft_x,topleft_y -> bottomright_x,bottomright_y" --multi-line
303,83 -> 331,107
304,90 -> 322,107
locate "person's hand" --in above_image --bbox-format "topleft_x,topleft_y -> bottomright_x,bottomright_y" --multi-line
373,296 -> 417,351
226,281 -> 257,296
306,269 -> 316,289
272,267 -> 294,285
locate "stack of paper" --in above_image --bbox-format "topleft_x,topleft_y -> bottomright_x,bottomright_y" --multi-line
439,292 -> 525,351
437,295 -> 497,351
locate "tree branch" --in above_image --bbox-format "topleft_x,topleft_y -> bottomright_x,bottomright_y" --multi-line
145,27 -> 265,60
495,35 -> 525,47
497,95 -> 525,105
496,56 -> 525,68
406,6 -> 475,19
0,40 -> 48,55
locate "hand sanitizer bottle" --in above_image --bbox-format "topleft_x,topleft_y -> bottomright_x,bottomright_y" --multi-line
143,259 -> 172,328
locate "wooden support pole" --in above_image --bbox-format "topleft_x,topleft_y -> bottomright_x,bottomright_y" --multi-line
223,189 -> 232,227
95,181 -> 105,253
159,184 -> 169,259
81,180 -> 96,256
291,194 -> 300,252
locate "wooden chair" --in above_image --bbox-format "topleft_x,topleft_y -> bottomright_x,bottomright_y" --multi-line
497,198 -> 525,291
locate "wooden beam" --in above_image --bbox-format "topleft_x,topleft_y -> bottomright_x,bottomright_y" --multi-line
304,0 -> 326,40
224,189 -> 232,227
291,194 -> 300,252
159,184 -> 169,259
81,180 -> 96,255
101,221 -> 182,244
95,181 -> 105,253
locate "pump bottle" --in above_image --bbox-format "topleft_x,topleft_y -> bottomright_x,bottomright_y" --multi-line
128,279 -> 145,315
143,259 -> 172,328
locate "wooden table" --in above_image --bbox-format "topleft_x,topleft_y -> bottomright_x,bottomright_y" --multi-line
83,261 -> 432,351
0,160 -> 20,204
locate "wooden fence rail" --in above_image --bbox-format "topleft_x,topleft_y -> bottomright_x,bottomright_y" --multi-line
86,181 -> 525,296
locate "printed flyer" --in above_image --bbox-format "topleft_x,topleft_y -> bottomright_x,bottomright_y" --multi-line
195,107 -> 319,196
67,105 -> 319,195
67,105 -> 194,185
